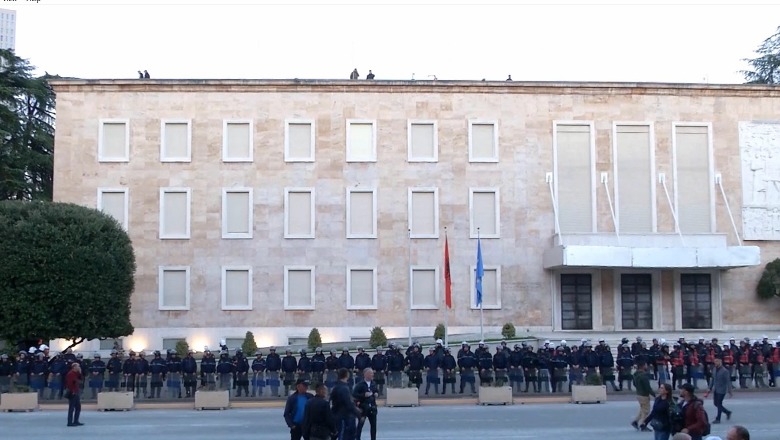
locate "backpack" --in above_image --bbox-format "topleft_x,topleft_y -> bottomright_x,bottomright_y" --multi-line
669,399 -> 685,434
696,399 -> 711,437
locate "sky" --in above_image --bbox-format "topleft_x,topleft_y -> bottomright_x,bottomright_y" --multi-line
3,0 -> 780,83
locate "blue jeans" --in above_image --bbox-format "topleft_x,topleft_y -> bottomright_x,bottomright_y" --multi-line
654,430 -> 670,440
337,415 -> 356,440
67,393 -> 81,425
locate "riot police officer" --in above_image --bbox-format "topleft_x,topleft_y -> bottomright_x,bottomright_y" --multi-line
251,351 -> 266,397
281,349 -> 298,395
310,348 -> 326,386
88,353 -> 106,399
423,347 -> 440,394
182,349 -> 198,397
265,347 -> 282,397
106,350 -> 122,393
233,348 -> 250,397
200,349 -> 217,391
216,350 -> 234,394
354,347 -> 371,383
166,349 -> 182,398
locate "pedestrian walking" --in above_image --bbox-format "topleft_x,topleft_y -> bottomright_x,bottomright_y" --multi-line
632,362 -> 656,431
679,383 -> 709,440
703,358 -> 732,423
64,362 -> 84,427
302,383 -> 337,440
641,383 -> 674,440
284,379 -> 312,440
330,368 -> 361,440
353,368 -> 378,440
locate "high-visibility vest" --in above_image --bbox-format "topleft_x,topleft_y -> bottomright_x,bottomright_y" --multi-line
723,351 -> 734,365
672,352 -> 685,367
705,350 -> 715,363
772,348 -> 780,364
756,351 -> 765,363
688,352 -> 700,366
739,350 -> 750,365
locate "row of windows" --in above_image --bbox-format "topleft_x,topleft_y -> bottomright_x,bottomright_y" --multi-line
157,265 -> 502,312
97,186 -> 501,239
561,273 -> 712,330
97,119 -> 499,163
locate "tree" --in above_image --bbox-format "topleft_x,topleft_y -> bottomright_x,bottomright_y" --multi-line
742,26 -> 780,84
175,339 -> 190,358
369,326 -> 388,349
0,49 -> 57,201
0,201 -> 136,350
242,331 -> 258,355
433,323 -> 445,340
307,328 -> 322,350
501,323 -> 516,339
757,258 -> 780,299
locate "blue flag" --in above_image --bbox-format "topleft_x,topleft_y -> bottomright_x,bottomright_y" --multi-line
475,238 -> 484,307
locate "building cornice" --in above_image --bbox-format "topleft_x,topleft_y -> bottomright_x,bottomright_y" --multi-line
48,78 -> 780,97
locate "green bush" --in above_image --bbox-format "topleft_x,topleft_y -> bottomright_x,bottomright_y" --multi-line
501,323 -> 516,339
585,373 -> 603,386
307,328 -> 322,350
369,326 -> 388,348
175,340 -> 190,358
433,323 -> 445,340
242,331 -> 258,355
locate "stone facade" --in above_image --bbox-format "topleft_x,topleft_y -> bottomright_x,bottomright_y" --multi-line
48,79 -> 780,352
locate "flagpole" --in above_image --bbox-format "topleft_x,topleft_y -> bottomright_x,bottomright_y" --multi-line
444,227 -> 449,348
407,228 -> 412,347
478,228 -> 484,342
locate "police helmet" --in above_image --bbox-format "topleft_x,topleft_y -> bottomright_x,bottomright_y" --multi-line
111,349 -> 118,355
461,341 -> 468,346
729,337 -> 736,341
429,347 -> 435,352
269,346 -> 276,351
28,347 -> 37,354
436,339 -> 443,345
479,340 -> 485,346
39,344 -> 49,351
376,347 -> 384,352
129,351 -> 136,356
762,335 -> 769,339
1,354 -> 7,359
342,347 -> 349,352
154,350 -> 161,356
413,340 -> 419,346
583,342 -> 592,348
543,340 -> 550,345
514,344 -> 521,349
621,337 -> 629,344
560,340 -> 567,346
636,336 -> 643,342
138,351 -> 145,357
255,350 -> 262,356
329,349 -> 336,355
285,348 -> 292,354
316,347 -> 323,353
236,348 -> 243,354
77,353 -> 83,359
444,347 -> 451,352
598,339 -> 605,343
300,349 -> 307,355
94,352 -> 101,358
357,346 -> 363,352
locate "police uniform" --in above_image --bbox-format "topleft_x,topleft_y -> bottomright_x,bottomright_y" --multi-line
423,347 -> 440,394
310,348 -> 326,387
0,354 -> 12,394
281,349 -> 298,395
297,349 -> 312,385
265,347 -> 282,397
324,350 -> 339,392
217,351 -> 234,394
31,352 -> 48,397
122,352 -> 137,394
405,346 -> 424,389
48,354 -> 66,399
251,352 -> 266,397
88,354 -> 106,399
200,350 -> 217,391
386,345 -> 404,389
149,351 -> 167,398
337,348 -> 355,387
106,351 -> 122,392
166,350 -> 182,398
233,349 -> 250,397
493,346 -> 509,387
353,348 -> 371,384
369,348 -> 387,396
457,345 -> 477,394
182,350 -> 198,397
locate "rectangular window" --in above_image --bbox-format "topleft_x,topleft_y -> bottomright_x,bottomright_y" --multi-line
97,188 -> 128,231
346,119 -> 377,162
162,338 -> 186,352
674,124 -> 713,233
560,274 -> 592,330
470,266 -> 501,309
98,119 -> 130,162
346,188 -> 377,238
99,339 -> 122,350
158,266 -> 190,311
408,188 -> 439,238
554,123 -> 594,233
407,121 -> 438,162
159,188 -> 191,239
681,273 -> 712,329
621,274 -> 653,330
468,120 -> 499,162
222,120 -> 253,162
285,119 -> 315,162
346,267 -> 377,310
160,119 -> 192,162
411,267 -> 439,309
284,188 -> 315,238
615,124 -> 654,233
221,266 -> 252,310
284,266 -> 315,310
222,188 -> 253,239
469,188 -> 500,238
225,338 -> 245,351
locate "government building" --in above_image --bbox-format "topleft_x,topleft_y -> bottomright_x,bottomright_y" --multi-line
48,79 -> 780,353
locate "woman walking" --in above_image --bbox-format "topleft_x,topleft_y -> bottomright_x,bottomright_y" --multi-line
641,383 -> 674,440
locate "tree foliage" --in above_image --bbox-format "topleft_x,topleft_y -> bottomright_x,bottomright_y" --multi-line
242,331 -> 258,355
369,326 -> 388,349
742,26 -> 780,84
175,339 -> 190,358
0,49 -> 57,201
0,201 -> 136,349
307,328 -> 322,350
501,322 -> 516,339
757,258 -> 780,299
433,323 -> 445,340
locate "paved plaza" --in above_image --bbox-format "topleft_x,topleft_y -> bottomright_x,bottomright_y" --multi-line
1,394 -> 777,439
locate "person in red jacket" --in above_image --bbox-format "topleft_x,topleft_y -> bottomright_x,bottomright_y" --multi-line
678,383 -> 708,440
65,362 -> 84,427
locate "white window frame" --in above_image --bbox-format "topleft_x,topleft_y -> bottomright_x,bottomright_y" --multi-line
159,187 -> 192,240
221,265 -> 253,311
552,121 -> 598,233
468,187 -> 500,239
346,266 -> 378,310
410,265 -> 439,310
222,119 -> 254,162
98,118 -> 130,162
158,266 -> 191,311
345,119 -> 377,162
468,119 -> 499,163
611,122 -> 658,233
96,187 -> 129,231
612,270 -> 662,332
283,265 -> 316,311
160,119 -> 192,162
408,187 -> 440,239
469,265 -> 501,310
221,187 -> 254,239
407,120 -> 438,162
284,119 -> 316,162
346,187 -> 378,239
671,122 -> 716,233
284,187 -> 316,239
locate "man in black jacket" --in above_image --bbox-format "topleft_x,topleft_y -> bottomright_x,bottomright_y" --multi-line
284,379 -> 312,440
302,383 -> 336,440
330,368 -> 361,440
353,368 -> 378,440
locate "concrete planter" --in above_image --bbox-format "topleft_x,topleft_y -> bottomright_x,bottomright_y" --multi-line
478,386 -> 513,405
385,387 -> 419,407
0,392 -> 39,412
194,390 -> 230,410
571,385 -> 607,404
97,392 -> 134,411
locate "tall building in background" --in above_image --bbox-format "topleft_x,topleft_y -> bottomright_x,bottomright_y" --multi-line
0,8 -> 16,50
